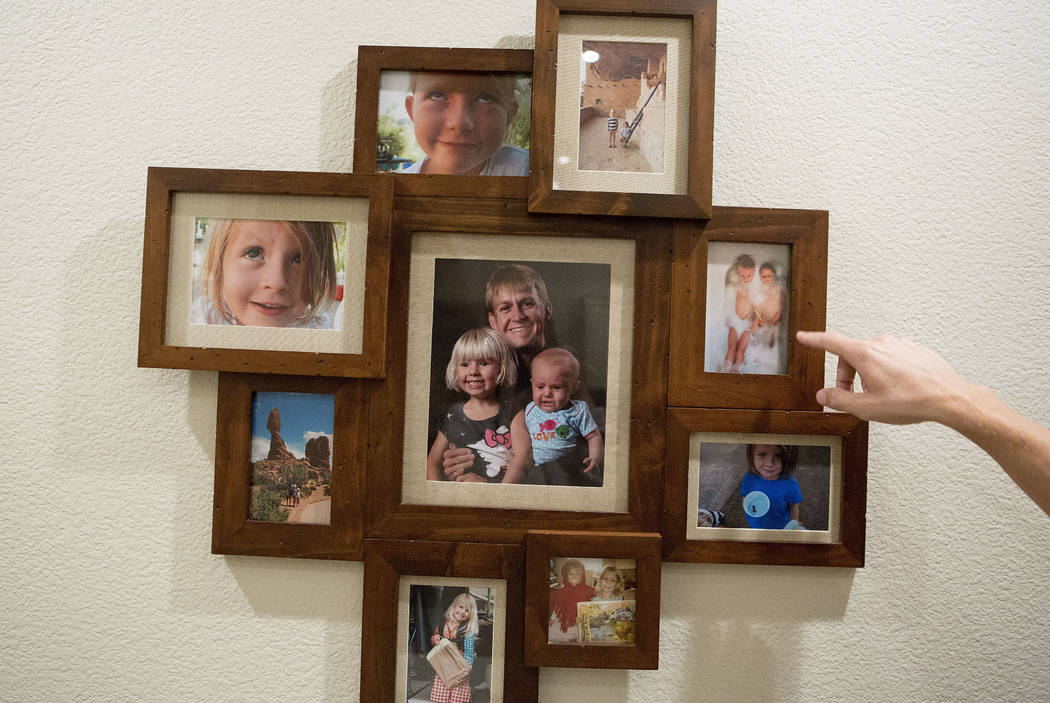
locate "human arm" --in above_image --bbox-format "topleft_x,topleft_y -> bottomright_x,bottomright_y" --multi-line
426,431 -> 450,481
796,330 -> 1050,516
430,626 -> 441,646
502,410 -> 532,484
582,428 -> 604,474
789,503 -> 800,523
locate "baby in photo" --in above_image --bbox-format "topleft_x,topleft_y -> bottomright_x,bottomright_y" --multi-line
192,218 -> 338,329
721,254 -> 756,373
402,71 -> 528,176
518,347 -> 604,486
750,260 -> 784,347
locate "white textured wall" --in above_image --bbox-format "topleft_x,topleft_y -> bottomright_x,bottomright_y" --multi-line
3,1 -> 1048,700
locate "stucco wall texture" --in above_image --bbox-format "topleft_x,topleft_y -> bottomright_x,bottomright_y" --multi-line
3,1 -> 1048,701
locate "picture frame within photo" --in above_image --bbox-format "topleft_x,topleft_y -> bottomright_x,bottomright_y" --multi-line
663,409 -> 868,567
361,540 -> 537,703
137,167 -> 393,377
524,530 -> 661,669
353,46 -> 534,199
211,373 -> 367,560
366,196 -> 670,543
669,207 -> 829,409
528,0 -> 716,218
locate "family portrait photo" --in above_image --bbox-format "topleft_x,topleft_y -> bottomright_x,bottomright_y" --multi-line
376,70 -> 531,176
248,391 -> 335,525
704,241 -> 792,375
190,217 -> 347,330
692,437 -> 837,541
403,584 -> 499,703
425,258 -> 611,488
547,557 -> 637,646
576,40 -> 667,175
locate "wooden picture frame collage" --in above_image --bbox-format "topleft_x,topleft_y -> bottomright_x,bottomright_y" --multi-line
137,1 -> 868,700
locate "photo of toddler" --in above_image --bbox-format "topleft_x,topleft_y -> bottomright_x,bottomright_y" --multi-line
191,218 -> 341,329
426,328 -> 529,484
739,444 -> 804,529
548,558 -> 638,645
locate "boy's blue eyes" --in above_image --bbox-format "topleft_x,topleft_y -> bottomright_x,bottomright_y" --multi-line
424,91 -> 499,105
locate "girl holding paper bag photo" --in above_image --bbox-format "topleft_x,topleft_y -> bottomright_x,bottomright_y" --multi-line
427,592 -> 479,703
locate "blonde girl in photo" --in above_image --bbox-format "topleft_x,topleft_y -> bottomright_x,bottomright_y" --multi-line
590,566 -> 625,602
426,328 -> 531,483
192,218 -> 338,329
428,592 -> 479,703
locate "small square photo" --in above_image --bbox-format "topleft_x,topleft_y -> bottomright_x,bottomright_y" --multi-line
547,557 -> 637,646
248,391 -> 335,525
704,241 -> 792,375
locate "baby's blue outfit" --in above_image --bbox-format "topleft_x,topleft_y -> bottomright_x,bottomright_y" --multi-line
524,400 -> 598,465
739,473 -> 803,529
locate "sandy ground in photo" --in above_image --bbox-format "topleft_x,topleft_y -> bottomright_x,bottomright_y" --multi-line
577,115 -> 652,172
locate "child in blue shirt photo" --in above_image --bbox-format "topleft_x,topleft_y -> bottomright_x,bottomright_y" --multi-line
739,443 -> 804,529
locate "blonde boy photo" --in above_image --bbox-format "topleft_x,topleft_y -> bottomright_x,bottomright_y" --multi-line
376,70 -> 531,176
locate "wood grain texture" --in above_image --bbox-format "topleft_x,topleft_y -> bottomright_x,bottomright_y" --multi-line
136,167 -> 394,377
365,195 -> 670,543
523,530 -> 661,669
662,408 -> 867,567
669,206 -> 829,409
360,540 -> 537,703
211,373 -> 368,560
352,46 -> 533,198
528,0 -> 716,218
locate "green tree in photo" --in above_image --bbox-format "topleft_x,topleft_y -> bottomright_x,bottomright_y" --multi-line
377,115 -> 407,159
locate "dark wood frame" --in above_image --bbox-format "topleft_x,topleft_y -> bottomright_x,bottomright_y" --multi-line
211,372 -> 367,560
353,46 -> 534,198
361,540 -> 538,703
524,530 -> 661,669
528,0 -> 717,219
669,206 -> 829,410
366,195 -> 670,543
663,408 -> 868,567
137,166 -> 394,377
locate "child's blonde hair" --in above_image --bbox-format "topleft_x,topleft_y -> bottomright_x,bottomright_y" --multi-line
724,254 -> 756,287
745,444 -> 798,478
445,328 -> 518,391
200,218 -> 337,324
445,592 -> 480,637
484,264 -> 552,317
596,566 -> 624,597
409,71 -> 517,110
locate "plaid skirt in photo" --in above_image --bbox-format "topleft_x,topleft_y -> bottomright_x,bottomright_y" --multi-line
430,674 -> 472,703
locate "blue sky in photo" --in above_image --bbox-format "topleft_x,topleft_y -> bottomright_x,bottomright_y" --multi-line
251,391 -> 335,463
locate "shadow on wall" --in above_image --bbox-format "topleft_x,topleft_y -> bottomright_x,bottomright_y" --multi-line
661,562 -> 856,697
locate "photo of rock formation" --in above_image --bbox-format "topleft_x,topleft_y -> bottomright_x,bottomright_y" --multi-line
247,391 -> 335,525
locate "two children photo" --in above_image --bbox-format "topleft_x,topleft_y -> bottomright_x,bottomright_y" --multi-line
377,70 -> 531,176
703,242 -> 791,375
547,558 -> 637,646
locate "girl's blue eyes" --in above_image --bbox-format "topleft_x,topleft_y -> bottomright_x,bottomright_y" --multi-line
241,248 -> 302,264
425,91 -> 498,104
